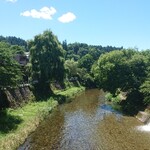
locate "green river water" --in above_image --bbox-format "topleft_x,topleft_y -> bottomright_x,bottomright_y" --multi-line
18,89 -> 150,150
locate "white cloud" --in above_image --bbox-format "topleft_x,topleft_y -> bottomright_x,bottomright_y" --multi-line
58,12 -> 76,23
6,0 -> 17,2
20,7 -> 57,20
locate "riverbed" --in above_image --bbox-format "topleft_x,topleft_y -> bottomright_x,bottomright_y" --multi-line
18,89 -> 150,150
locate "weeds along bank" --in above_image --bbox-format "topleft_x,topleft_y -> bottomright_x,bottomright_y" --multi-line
0,86 -> 85,150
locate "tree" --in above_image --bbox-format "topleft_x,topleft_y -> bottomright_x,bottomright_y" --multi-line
0,35 -> 27,51
92,49 -> 150,115
88,48 -> 101,60
62,40 -> 68,51
77,47 -> 89,57
78,54 -> 94,72
92,49 -> 148,94
64,59 -> 79,79
11,45 -> 25,55
92,50 -> 127,93
29,30 -> 65,95
0,42 -> 22,89
140,74 -> 150,104
140,50 -> 150,104
127,53 -> 147,90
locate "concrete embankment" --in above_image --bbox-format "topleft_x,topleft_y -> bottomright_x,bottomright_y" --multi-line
136,111 -> 150,123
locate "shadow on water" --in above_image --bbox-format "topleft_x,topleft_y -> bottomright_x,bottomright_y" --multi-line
100,104 -> 122,115
120,90 -> 146,116
0,110 -> 23,134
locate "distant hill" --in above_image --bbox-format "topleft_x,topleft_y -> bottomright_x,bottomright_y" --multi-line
0,35 -> 27,51
63,41 -> 123,61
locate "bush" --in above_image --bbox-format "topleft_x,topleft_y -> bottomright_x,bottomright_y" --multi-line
105,93 -> 113,101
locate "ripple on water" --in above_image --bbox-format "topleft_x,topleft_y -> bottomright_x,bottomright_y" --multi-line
18,89 -> 150,150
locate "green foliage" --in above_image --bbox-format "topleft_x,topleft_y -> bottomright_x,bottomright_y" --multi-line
11,45 -> 25,55
63,42 -> 122,88
112,95 -> 121,103
64,59 -> 80,78
93,50 -> 128,93
79,72 -> 95,88
29,30 -> 65,94
93,49 -> 148,94
0,98 -> 58,149
23,63 -> 32,82
55,86 -> 85,104
0,42 -> 22,89
65,42 -> 122,60
140,73 -> 150,104
64,59 -> 95,88
105,93 -> 113,101
0,35 -> 27,51
127,53 -> 147,89
93,49 -> 150,114
88,48 -> 101,60
105,92 -> 121,103
78,54 -> 94,72
0,35 -> 27,50
62,40 -> 68,51
120,90 -> 144,115
77,47 -> 89,57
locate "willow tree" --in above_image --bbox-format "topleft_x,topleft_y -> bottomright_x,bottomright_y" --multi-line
29,30 -> 65,95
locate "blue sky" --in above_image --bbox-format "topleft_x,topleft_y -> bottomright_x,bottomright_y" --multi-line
0,0 -> 150,50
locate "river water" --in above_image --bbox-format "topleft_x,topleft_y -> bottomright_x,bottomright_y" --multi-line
19,89 -> 150,150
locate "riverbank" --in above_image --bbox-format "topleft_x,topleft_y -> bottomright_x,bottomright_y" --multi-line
0,86 -> 85,150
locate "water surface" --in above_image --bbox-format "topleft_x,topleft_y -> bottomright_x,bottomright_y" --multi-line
19,89 -> 150,150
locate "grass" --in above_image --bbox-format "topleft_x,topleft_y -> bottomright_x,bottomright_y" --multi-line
54,86 -> 85,103
56,86 -> 84,97
0,86 -> 85,150
0,98 -> 58,150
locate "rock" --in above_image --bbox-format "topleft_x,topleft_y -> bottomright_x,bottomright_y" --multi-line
136,111 -> 150,123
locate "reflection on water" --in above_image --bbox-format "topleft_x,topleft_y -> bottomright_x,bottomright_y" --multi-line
136,122 -> 150,132
19,89 -> 150,150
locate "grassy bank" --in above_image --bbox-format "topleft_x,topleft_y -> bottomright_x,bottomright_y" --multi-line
0,86 -> 85,150
54,86 -> 85,103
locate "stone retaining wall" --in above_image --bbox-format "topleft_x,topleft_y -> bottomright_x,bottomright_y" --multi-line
0,86 -> 34,109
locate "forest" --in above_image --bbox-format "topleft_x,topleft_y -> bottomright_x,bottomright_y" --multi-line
0,30 -> 150,115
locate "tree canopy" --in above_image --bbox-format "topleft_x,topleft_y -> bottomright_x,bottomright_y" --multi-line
92,49 -> 150,114
0,42 -> 22,89
92,49 -> 148,93
0,29 -> 149,113
29,30 -> 65,94
0,36 -> 27,51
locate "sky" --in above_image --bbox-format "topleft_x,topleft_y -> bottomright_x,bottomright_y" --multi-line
0,0 -> 150,50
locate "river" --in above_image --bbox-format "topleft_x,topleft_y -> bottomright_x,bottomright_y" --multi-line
18,89 -> 150,150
